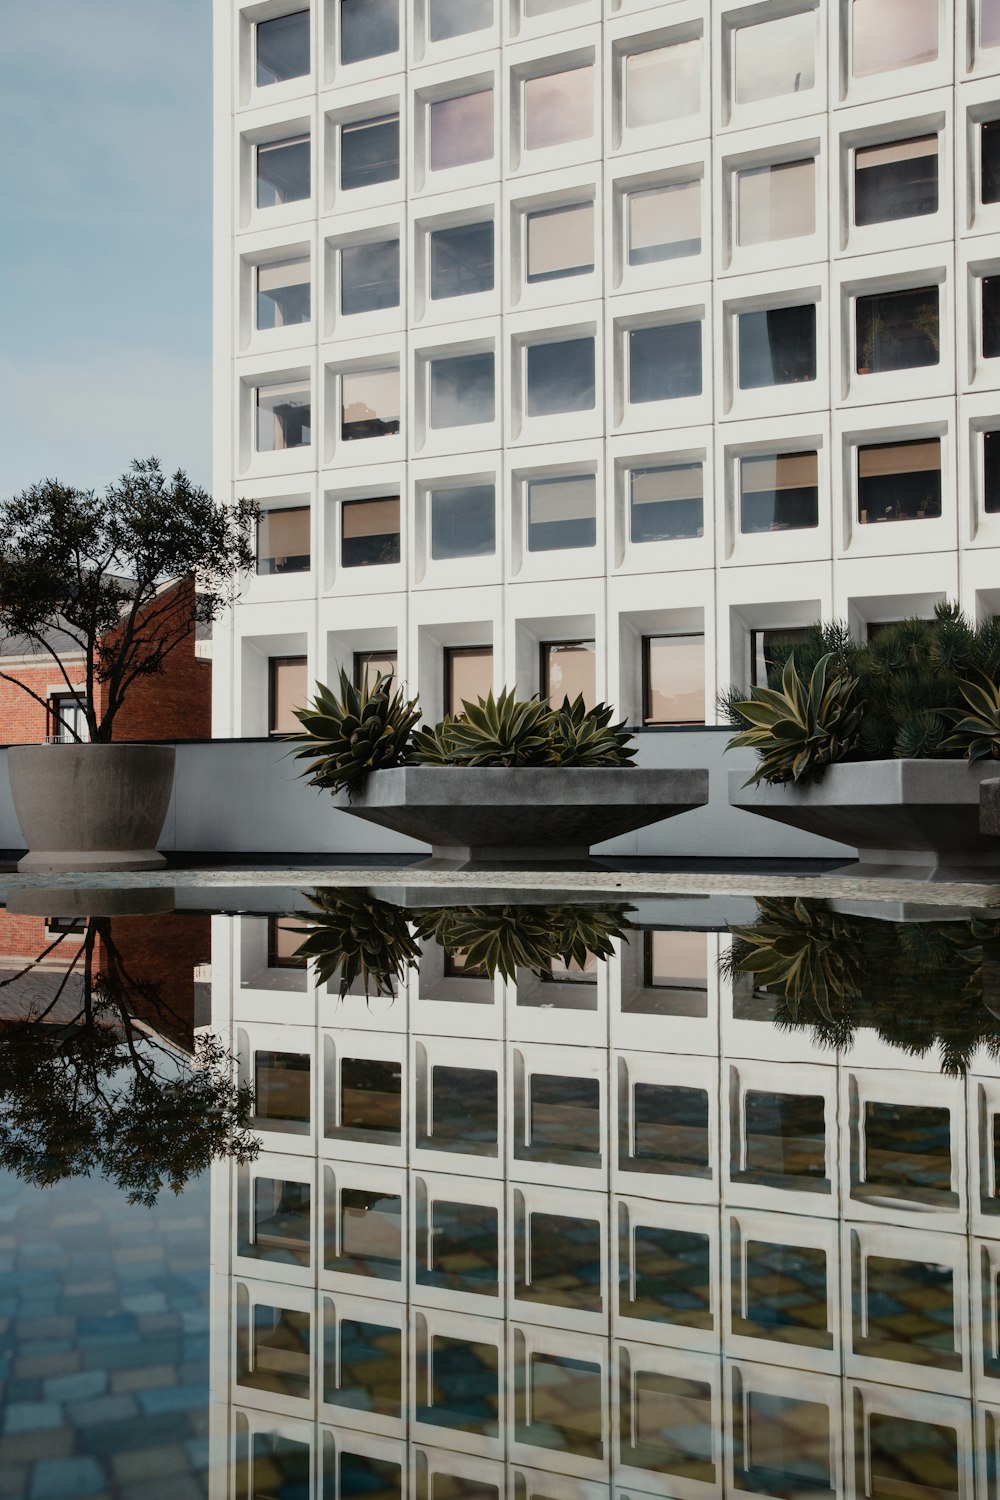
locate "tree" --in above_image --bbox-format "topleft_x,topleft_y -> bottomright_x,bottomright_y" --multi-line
0,918 -> 259,1205
0,457 -> 257,742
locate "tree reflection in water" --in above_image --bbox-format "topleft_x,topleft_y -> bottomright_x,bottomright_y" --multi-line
0,916 -> 258,1205
726,896 -> 1000,1075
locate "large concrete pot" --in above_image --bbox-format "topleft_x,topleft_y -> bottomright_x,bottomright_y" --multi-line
729,759 -> 1000,879
8,743 -> 175,873
334,765 -> 709,866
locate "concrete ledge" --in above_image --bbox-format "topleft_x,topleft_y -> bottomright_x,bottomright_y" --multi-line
982,778 -> 1000,838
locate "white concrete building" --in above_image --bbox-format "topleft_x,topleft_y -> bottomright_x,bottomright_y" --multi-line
212,0 -> 1000,742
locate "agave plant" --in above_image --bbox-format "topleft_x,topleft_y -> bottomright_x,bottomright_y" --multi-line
725,897 -> 862,1024
292,890 -> 421,998
286,668 -> 420,798
434,688 -> 556,767
407,715 -> 460,765
551,695 -> 636,767
940,667 -> 1000,760
413,902 -> 634,982
726,653 -> 863,786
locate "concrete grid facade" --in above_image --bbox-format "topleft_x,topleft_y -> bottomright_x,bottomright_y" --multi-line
212,0 -> 1000,739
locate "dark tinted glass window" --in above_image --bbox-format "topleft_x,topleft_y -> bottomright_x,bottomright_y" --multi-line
855,135 -> 938,225
430,484 -> 495,559
256,11 -> 309,86
985,276 -> 1000,358
629,322 -> 702,402
341,497 -> 401,568
985,431 -> 1000,513
340,0 -> 398,65
430,222 -> 494,299
856,286 -> 939,372
740,452 -> 819,534
525,337 -> 595,415
857,439 -> 942,524
738,304 -> 817,388
430,353 -> 494,427
341,116 -> 399,191
983,120 -> 1000,204
341,239 -> 399,315
429,0 -> 493,42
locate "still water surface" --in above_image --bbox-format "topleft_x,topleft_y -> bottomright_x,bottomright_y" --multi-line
1,887 -> 998,1499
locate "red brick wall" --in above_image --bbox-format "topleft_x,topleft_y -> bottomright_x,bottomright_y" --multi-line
0,663 -> 83,745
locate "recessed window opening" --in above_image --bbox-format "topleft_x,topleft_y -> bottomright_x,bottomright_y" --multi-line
341,496 -> 401,567
256,380 -> 311,452
739,451 -> 819,534
862,1100 -> 952,1196
428,0 -> 493,42
429,352 -> 494,427
866,1412 -> 959,1499
341,239 -> 399,315
738,1389 -> 832,1494
857,438 -> 942,524
643,635 -> 705,724
253,1178 -> 310,1251
257,258 -> 310,329
256,11 -> 310,86
855,136 -> 938,226
445,646 -> 494,714
340,115 -> 399,191
627,181 -> 700,265
852,0 -> 937,77
257,505 -> 310,575
984,0 -> 1000,48
737,159 -> 815,246
629,322 -> 702,403
983,121 -> 1000,204
526,203 -> 594,282
246,1305 -> 311,1397
541,639 -> 595,707
49,693 -> 88,744
336,1057 -> 402,1139
340,368 -> 400,441
625,39 -> 700,128
630,464 -> 703,543
631,1082 -> 709,1172
743,1090 -> 827,1181
430,221 -> 494,299
527,475 -> 596,551
254,1048 -> 310,1125
985,431 -> 1000,513
429,483 -> 496,559
525,336 -> 595,415
984,277 -> 1000,358
855,286 -> 939,373
430,90 -> 493,170
340,0 -> 399,66
257,136 -> 310,208
738,304 -> 816,389
750,627 -> 813,686
268,658 -> 307,737
523,65 -> 594,151
733,10 -> 816,106
642,931 -> 709,991
353,649 -> 397,688
333,1189 -> 402,1279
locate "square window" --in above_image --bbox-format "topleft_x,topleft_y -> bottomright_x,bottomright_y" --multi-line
984,277 -> 1000,358
527,475 -> 596,552
256,11 -> 309,86
528,1073 -> 601,1159
268,658 -> 308,738
523,65 -> 594,151
518,1354 -> 603,1459
867,1414 -> 959,1500
333,1189 -> 402,1280
859,1256 -> 958,1364
750,627 -> 813,687
517,1210 -> 602,1312
430,221 -> 494,300
852,0 -> 937,77
628,180 -> 701,265
985,0 -> 1000,48
855,136 -> 938,226
525,336 -> 595,415
427,1064 -> 498,1151
733,10 -> 815,106
542,640 -> 595,707
630,464 -> 703,544
982,120 -> 1000,205
629,322 -> 702,403
257,379 -> 311,452
631,1082 -> 709,1173
418,1199 -> 499,1295
257,257 -> 310,329
740,451 -> 819,534
341,239 -> 399,316
430,90 -> 493,171
624,1226 -> 712,1328
737,159 -> 815,246
740,1240 -> 830,1339
429,0 -> 493,43
253,1178 -> 311,1256
246,1305 -> 311,1398
354,650 -> 397,689
743,1090 -> 827,1181
623,1368 -> 715,1479
857,439 -> 942,525
430,352 -> 494,428
738,1389 -> 832,1493
268,915 -> 306,968
340,115 -> 399,192
257,136 -> 310,209
985,431 -> 1000,512
341,368 -> 400,441
257,505 -> 310,575
338,1453 -> 402,1499
526,203 -> 594,282
337,1056 -> 402,1138
738,304 -> 816,389
430,484 -> 496,560
340,0 -> 399,66
251,1435 -> 310,1497
328,1318 -> 402,1417
254,1048 -> 310,1128
856,286 -> 938,373
625,39 -> 700,129
445,646 -> 494,713
643,635 -> 705,725
417,1335 -> 500,1436
341,497 -> 401,568
863,1100 -> 952,1196
639,931 -> 709,1003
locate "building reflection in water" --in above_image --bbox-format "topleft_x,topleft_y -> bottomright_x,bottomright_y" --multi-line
210,892 -> 1000,1500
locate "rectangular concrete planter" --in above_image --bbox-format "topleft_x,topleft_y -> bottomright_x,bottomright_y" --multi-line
334,765 -> 709,866
729,759 -> 1000,878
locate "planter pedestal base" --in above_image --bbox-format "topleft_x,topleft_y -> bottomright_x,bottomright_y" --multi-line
16,849 -> 167,875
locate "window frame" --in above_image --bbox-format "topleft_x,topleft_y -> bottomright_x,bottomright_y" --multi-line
641,632 -> 706,726
267,655 -> 308,737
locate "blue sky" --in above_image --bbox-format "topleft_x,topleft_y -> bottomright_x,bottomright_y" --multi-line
0,0 -> 213,497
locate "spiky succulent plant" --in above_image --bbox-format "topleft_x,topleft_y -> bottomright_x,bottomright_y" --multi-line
726,653 -> 864,786
434,688 -> 556,767
940,667 -> 1000,760
551,694 -> 636,766
413,901 -> 635,982
287,668 -> 419,798
292,889 -> 421,998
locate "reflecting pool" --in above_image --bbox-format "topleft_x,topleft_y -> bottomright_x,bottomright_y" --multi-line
2,885 -> 1000,1497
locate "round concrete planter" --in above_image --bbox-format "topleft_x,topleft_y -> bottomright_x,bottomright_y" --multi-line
8,743 -> 175,873
333,765 -> 709,866
729,759 -> 1000,879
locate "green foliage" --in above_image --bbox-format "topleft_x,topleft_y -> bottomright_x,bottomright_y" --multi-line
0,458 -> 257,742
292,889 -> 422,998
408,690 -> 635,769
407,715 -> 460,765
940,667 -> 1000,761
412,902 -> 636,982
551,695 -> 636,767
288,669 -> 420,797
726,654 -> 864,785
